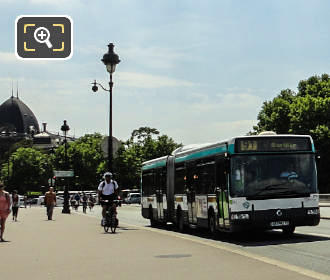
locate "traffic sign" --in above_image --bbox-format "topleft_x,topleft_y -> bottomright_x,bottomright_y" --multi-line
53,170 -> 74,177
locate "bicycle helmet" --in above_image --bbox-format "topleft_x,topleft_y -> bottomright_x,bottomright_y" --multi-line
104,172 -> 112,178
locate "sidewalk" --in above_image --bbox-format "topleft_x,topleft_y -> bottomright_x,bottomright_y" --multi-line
0,207 -> 318,280
320,203 -> 330,219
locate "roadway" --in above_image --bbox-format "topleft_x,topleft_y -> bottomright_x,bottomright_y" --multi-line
2,205 -> 329,280
78,204 -> 330,278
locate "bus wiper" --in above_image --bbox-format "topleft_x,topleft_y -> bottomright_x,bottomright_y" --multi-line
250,184 -> 309,198
253,182 -> 289,196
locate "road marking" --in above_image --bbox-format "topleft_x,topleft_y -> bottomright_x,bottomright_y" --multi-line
295,230 -> 330,239
75,212 -> 330,280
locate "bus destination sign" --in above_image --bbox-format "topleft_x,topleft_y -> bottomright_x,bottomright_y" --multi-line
235,137 -> 311,153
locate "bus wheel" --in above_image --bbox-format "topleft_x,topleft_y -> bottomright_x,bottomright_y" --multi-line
149,208 -> 157,227
176,209 -> 184,232
282,226 -> 295,236
208,212 -> 217,237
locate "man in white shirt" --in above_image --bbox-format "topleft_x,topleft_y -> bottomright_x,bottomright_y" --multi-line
98,172 -> 119,225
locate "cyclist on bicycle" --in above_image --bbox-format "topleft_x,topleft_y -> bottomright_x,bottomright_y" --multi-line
98,172 -> 118,226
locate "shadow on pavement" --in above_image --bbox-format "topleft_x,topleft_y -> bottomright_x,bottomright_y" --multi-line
148,223 -> 330,247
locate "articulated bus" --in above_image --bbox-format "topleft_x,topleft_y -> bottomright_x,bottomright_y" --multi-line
141,133 -> 320,235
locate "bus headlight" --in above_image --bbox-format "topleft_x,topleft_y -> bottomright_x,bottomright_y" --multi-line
307,209 -> 319,215
231,213 -> 250,220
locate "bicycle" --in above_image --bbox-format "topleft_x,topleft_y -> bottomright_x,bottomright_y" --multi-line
101,199 -> 118,233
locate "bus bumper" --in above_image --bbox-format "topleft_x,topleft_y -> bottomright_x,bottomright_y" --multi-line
229,208 -> 320,232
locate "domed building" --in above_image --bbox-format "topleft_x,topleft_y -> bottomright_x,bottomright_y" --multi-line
0,95 -> 40,136
0,95 -> 40,158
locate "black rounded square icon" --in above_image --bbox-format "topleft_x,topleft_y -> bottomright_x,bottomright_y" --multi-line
16,15 -> 73,60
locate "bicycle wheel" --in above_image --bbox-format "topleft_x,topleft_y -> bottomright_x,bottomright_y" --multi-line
110,214 -> 117,233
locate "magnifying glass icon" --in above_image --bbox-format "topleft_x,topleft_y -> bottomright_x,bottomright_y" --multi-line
34,27 -> 53,49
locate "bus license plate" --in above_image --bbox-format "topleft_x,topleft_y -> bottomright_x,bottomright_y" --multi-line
270,221 -> 289,227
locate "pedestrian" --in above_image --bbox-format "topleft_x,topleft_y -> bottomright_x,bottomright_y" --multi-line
70,195 -> 76,209
44,187 -> 56,220
11,190 -> 20,222
0,182 -> 11,242
88,194 -> 95,211
81,192 -> 88,213
74,193 -> 80,211
24,195 -> 27,208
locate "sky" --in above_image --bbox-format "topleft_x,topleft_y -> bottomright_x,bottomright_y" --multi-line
0,0 -> 329,145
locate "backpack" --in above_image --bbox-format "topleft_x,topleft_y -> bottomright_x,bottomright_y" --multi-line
100,180 -> 117,192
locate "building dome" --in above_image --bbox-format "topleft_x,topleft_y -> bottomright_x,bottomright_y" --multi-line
0,96 -> 40,135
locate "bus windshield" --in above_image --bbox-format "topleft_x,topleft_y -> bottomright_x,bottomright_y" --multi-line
230,154 -> 317,199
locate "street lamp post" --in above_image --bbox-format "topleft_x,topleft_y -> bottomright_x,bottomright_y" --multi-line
61,120 -> 70,214
7,154 -> 10,187
91,43 -> 120,173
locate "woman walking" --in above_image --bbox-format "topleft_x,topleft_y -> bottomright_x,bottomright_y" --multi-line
11,190 -> 19,221
0,182 -> 11,242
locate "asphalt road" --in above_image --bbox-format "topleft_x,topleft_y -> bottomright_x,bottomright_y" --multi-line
3,206 -> 327,280
77,204 -> 330,277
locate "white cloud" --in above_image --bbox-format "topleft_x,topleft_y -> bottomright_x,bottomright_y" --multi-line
77,44 -> 191,70
117,71 -> 194,88
217,92 -> 263,109
28,0 -> 82,7
0,52 -> 16,63
0,51 -> 49,65
121,46 -> 190,70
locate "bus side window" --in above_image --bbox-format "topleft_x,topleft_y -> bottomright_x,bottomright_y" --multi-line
156,167 -> 167,194
142,171 -> 152,196
175,164 -> 186,194
216,158 -> 227,190
161,167 -> 167,194
195,160 -> 215,194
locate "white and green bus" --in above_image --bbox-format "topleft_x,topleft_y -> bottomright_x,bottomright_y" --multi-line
141,133 -> 320,235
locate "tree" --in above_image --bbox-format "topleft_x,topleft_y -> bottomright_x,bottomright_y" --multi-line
0,147 -> 53,193
252,74 -> 330,192
53,133 -> 106,189
114,127 -> 182,188
253,89 -> 295,134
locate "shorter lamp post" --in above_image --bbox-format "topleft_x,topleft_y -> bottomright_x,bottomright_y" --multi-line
7,154 -> 10,187
91,43 -> 120,173
61,120 -> 70,214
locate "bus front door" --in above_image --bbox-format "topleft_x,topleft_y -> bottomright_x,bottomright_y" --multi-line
216,159 -> 230,229
187,186 -> 197,224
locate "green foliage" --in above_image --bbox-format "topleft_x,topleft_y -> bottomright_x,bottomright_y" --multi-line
53,133 -> 106,188
253,74 -> 330,192
114,127 -> 182,188
0,147 -> 52,193
0,130 -> 180,192
254,89 -> 295,134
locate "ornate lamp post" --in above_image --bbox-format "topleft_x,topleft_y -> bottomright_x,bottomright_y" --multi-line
91,43 -> 120,173
61,120 -> 70,214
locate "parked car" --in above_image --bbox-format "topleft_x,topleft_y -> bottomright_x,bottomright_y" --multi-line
55,196 -> 64,207
125,193 -> 141,204
29,198 -> 38,205
19,195 -> 25,207
121,189 -> 140,204
37,195 -> 45,205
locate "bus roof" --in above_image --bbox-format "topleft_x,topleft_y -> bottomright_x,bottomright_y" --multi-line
142,134 -> 314,169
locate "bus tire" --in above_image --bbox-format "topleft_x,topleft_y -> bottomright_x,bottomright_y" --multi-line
282,226 -> 295,236
149,207 -> 157,227
176,209 -> 184,232
208,211 -> 217,237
